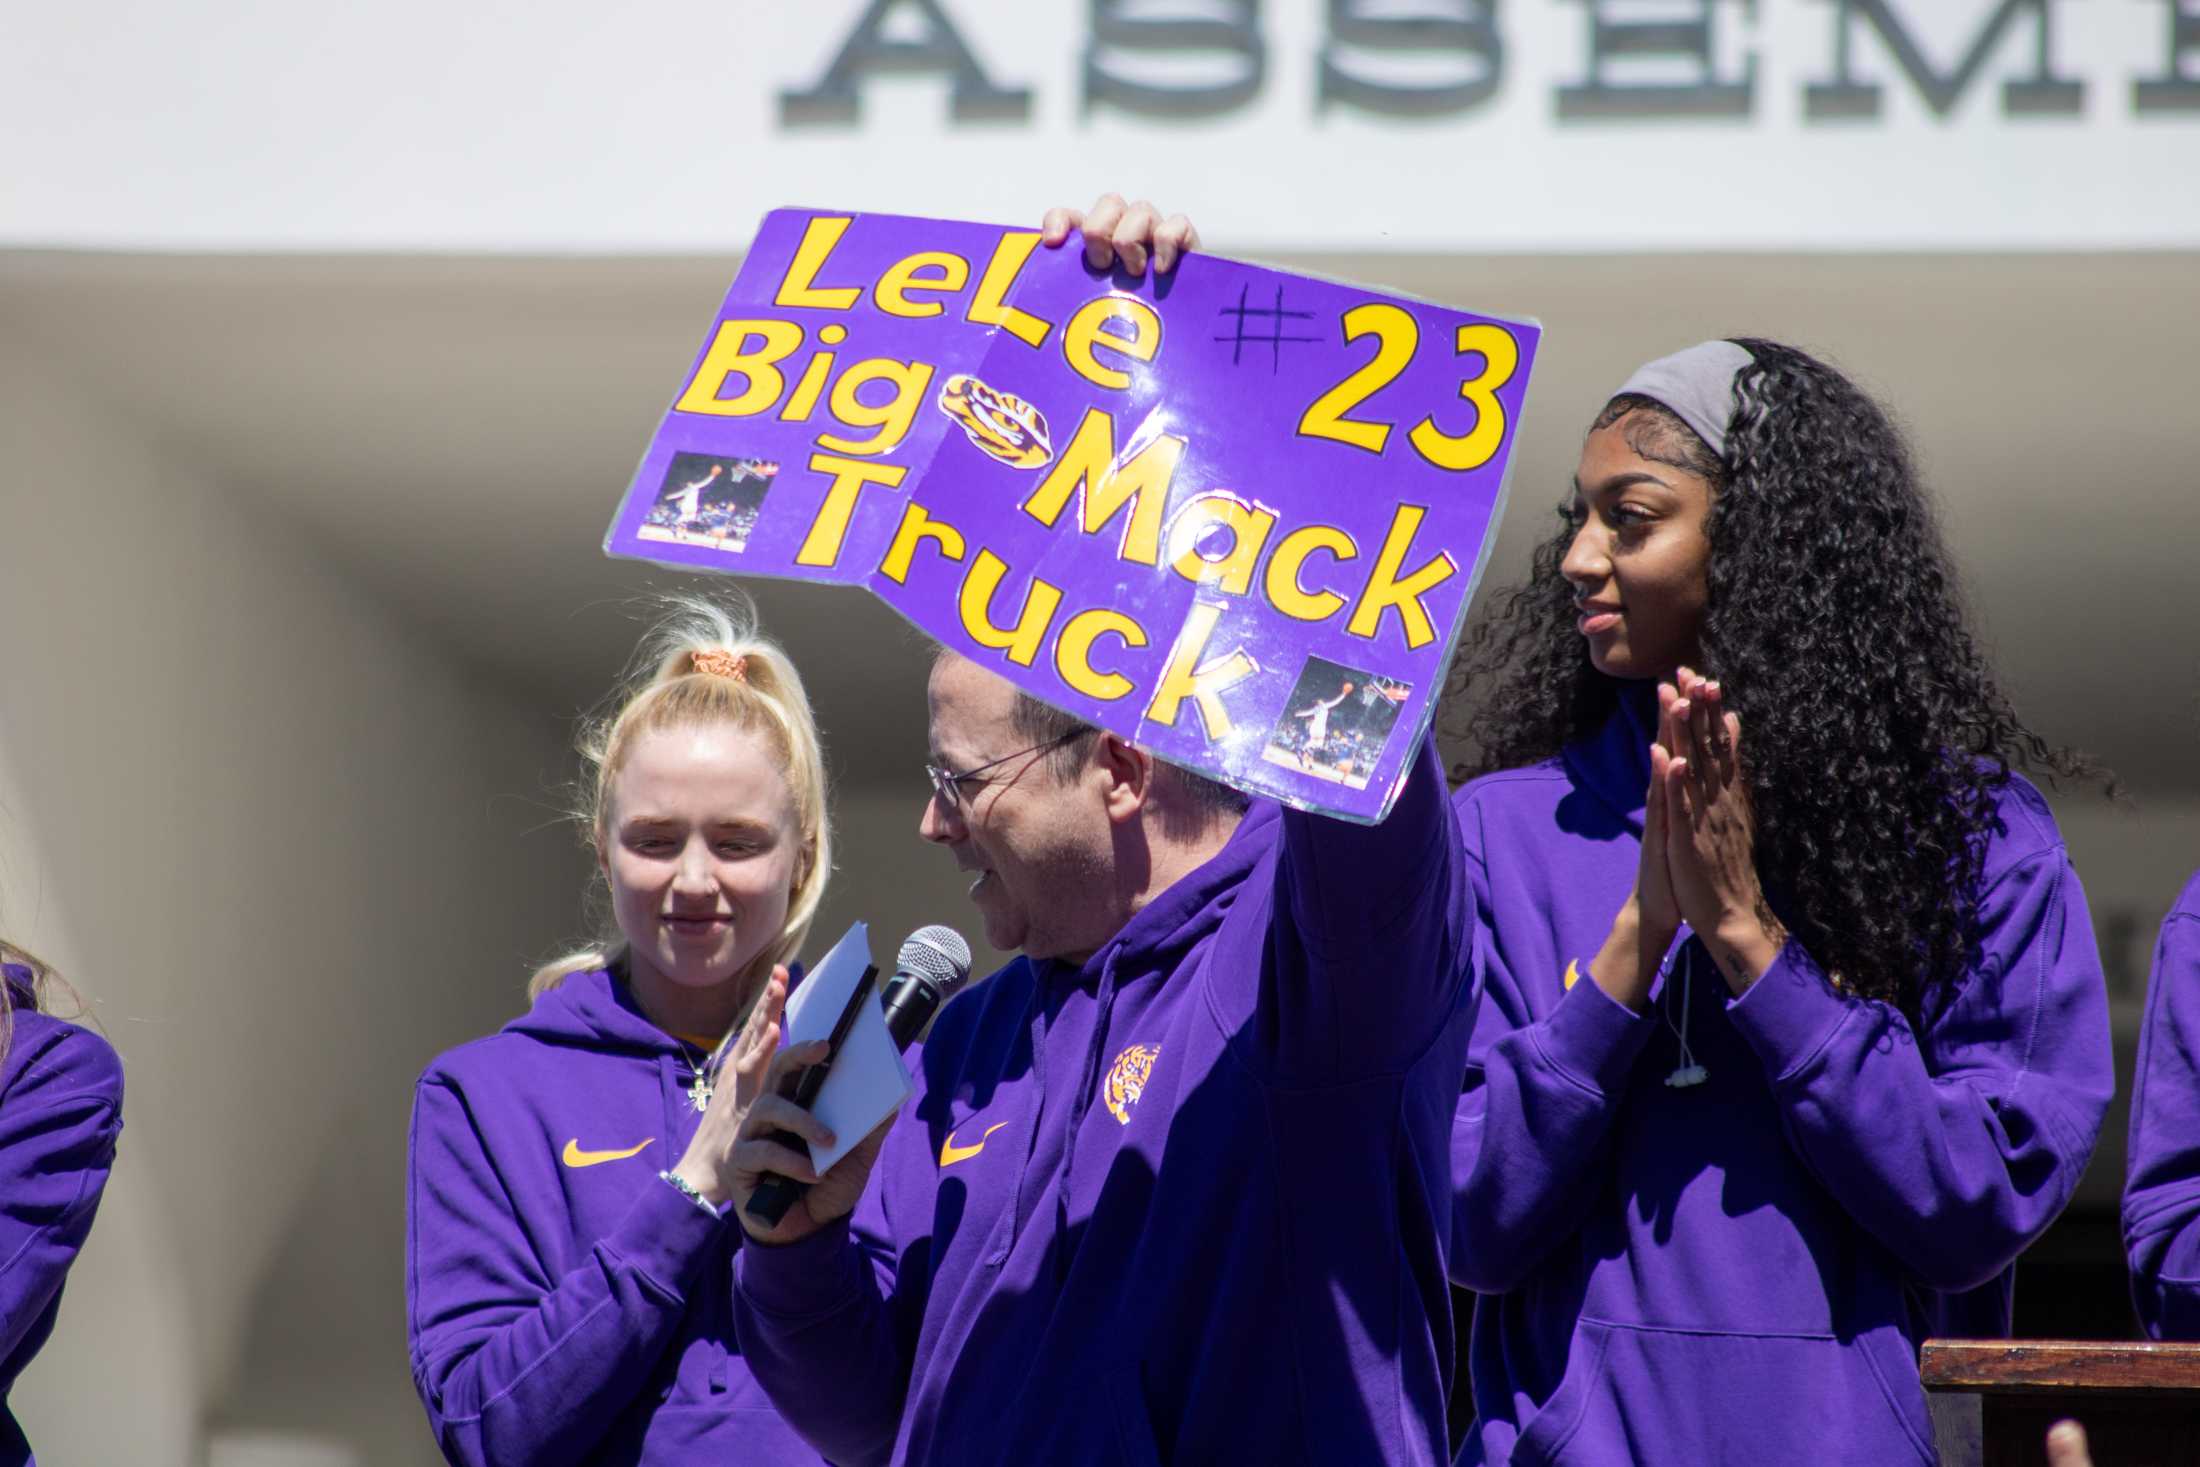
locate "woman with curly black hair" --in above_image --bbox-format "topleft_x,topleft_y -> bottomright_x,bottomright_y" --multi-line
1444,339 -> 2113,1464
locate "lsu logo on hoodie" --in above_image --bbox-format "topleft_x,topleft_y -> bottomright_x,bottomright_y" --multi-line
1102,1043 -> 1159,1125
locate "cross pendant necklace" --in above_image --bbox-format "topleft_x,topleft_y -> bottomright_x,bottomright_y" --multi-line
688,1068 -> 714,1113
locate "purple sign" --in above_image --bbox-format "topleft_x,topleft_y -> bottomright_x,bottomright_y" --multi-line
605,209 -> 1539,822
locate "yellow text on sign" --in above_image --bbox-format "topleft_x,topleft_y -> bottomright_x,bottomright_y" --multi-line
1296,306 -> 1520,475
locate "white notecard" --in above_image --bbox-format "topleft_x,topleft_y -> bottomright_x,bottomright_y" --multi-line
780,921 -> 913,1175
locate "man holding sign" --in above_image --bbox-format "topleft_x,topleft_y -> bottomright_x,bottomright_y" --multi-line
712,200 -> 1479,1467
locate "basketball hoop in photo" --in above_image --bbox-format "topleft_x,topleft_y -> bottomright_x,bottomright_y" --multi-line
1260,656 -> 1412,791
636,450 -> 779,554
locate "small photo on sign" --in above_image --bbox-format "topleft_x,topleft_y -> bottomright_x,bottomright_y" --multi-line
1261,657 -> 1412,791
637,452 -> 780,554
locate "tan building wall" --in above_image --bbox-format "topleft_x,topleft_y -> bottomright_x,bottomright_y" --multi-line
0,339 -> 581,1464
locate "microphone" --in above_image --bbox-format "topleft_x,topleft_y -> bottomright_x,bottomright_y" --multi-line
745,926 -> 973,1226
880,925 -> 974,1049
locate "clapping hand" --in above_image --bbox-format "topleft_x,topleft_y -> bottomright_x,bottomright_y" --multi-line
1661,668 -> 1786,994
670,965 -> 795,1210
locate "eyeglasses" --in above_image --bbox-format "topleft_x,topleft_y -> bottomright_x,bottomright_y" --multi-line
924,728 -> 1093,809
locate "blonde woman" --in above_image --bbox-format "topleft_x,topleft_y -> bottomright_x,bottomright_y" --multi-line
406,599 -> 831,1467
1,941 -> 121,1467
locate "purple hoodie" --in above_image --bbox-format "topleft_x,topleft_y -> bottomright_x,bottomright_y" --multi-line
2123,867 -> 2200,1339
406,967 -> 822,1466
1,965 -> 122,1467
733,736 -> 1474,1467
1449,688 -> 2111,1465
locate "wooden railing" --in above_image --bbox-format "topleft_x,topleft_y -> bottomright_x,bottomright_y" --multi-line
1921,1339 -> 2200,1467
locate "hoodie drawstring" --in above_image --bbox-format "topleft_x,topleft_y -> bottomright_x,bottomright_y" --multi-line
1660,934 -> 1710,1089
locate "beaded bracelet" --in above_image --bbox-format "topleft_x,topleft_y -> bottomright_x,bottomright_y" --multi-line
658,1169 -> 724,1218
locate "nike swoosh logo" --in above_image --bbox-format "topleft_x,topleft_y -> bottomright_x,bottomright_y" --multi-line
562,1138 -> 654,1168
939,1122 -> 1008,1167
1563,959 -> 1581,990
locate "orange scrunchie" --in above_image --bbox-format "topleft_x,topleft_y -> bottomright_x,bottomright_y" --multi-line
690,649 -> 748,681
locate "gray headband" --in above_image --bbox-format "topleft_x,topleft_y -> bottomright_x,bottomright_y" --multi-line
1611,339 -> 1754,460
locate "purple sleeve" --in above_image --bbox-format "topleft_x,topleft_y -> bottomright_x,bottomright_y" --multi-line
1447,832 -> 1655,1293
405,1077 -> 726,1467
1727,849 -> 2113,1293
0,1026 -> 121,1363
732,1129 -> 912,1467
2123,892 -> 2200,1339
1268,732 -> 1474,1082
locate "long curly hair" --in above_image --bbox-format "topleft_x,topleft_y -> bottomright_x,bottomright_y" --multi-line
1445,338 -> 2103,1022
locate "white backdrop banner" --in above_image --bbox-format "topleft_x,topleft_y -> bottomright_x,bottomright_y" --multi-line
3,0 -> 2194,252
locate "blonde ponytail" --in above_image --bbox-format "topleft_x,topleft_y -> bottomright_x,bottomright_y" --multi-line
528,594 -> 833,1005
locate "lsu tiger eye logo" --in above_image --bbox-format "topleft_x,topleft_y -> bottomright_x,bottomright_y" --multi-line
938,373 -> 1053,470
1102,1043 -> 1160,1125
